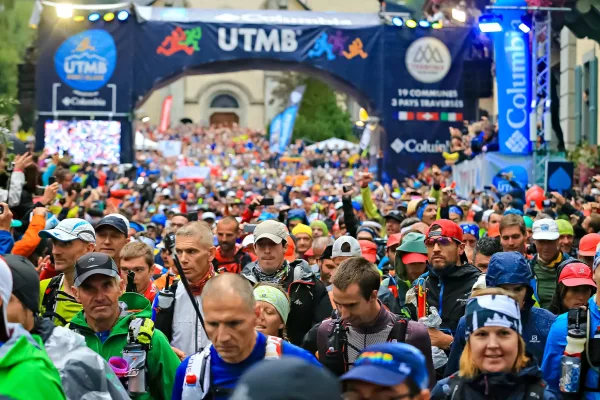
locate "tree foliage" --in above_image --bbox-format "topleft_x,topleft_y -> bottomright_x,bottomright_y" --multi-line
270,72 -> 354,143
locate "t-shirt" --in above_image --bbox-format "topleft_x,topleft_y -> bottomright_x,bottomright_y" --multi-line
172,332 -> 320,400
39,276 -> 82,327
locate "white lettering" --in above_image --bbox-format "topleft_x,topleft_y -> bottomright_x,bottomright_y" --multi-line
218,27 -> 237,51
238,28 -> 257,52
255,29 -> 280,52
504,32 -> 530,142
217,27 -> 298,53
281,29 -> 298,52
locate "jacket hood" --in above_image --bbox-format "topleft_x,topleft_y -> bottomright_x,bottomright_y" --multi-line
486,252 -> 532,287
0,323 -> 45,368
242,259 -> 314,284
69,292 -> 152,332
394,232 -> 427,280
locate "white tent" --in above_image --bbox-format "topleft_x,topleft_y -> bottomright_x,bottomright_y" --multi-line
135,131 -> 158,150
306,138 -> 360,152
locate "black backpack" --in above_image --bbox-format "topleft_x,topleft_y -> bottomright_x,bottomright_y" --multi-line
41,275 -> 79,326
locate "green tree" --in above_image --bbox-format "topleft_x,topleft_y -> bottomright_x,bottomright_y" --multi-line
270,73 -> 354,143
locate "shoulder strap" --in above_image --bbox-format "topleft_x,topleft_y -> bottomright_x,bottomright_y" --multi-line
42,275 -> 71,325
182,347 -> 212,399
316,319 -> 336,357
387,317 -> 408,344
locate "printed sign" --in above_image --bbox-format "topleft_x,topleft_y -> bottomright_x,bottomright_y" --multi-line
545,161 -> 574,193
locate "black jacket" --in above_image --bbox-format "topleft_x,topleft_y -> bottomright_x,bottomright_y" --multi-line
242,259 -> 333,345
404,263 -> 481,334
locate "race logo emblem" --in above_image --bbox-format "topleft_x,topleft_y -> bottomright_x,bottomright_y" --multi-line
157,26 -> 202,57
54,30 -> 117,92
308,30 -> 368,61
405,37 -> 451,84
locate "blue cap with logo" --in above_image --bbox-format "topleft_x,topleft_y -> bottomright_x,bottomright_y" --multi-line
340,342 -> 429,390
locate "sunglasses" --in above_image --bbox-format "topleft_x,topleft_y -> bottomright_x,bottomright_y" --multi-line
424,235 -> 460,247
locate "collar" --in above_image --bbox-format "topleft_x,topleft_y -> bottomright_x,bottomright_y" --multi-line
348,300 -> 395,334
538,252 -> 563,268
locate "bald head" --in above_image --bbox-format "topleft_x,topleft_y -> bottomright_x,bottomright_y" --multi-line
201,273 -> 255,312
176,221 -> 214,247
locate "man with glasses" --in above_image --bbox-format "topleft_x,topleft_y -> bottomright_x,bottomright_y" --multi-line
402,220 -> 481,359
38,218 -> 96,326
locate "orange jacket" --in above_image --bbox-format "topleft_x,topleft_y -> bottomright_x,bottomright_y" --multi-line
12,214 -> 45,258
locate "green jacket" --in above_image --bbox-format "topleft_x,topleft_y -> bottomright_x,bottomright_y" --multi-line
0,323 -> 66,400
69,293 -> 180,400
360,186 -> 387,237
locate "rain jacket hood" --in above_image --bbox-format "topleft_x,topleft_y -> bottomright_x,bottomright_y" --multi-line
486,251 -> 535,309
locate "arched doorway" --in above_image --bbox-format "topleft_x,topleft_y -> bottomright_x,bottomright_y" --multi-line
209,94 -> 240,127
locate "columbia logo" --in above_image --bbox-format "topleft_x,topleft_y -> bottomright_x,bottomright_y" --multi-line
505,131 -> 529,153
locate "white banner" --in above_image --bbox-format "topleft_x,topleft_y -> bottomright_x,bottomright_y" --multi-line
175,166 -> 211,181
158,140 -> 183,157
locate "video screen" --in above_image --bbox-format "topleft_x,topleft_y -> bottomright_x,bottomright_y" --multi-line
45,120 -> 121,164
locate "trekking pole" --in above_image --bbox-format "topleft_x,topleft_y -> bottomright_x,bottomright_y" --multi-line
163,233 -> 206,330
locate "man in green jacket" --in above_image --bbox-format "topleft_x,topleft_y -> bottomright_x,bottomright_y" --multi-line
69,252 -> 180,400
0,258 -> 66,400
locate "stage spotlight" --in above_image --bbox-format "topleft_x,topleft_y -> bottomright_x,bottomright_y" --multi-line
56,5 -> 73,19
73,15 -> 85,22
104,12 -> 115,22
451,8 -> 467,22
478,14 -> 503,33
391,16 -> 403,27
419,20 -> 430,28
117,10 -> 130,21
406,19 -> 417,28
88,12 -> 101,22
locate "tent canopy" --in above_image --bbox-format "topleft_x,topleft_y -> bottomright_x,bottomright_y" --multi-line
306,138 -> 360,152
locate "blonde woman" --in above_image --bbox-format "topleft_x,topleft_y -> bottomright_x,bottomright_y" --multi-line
432,289 -> 555,400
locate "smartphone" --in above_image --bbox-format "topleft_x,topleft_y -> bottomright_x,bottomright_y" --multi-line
244,224 -> 257,233
483,185 -> 492,190
188,211 -> 198,222
530,200 -> 536,207
48,176 -> 56,185
260,198 -> 274,206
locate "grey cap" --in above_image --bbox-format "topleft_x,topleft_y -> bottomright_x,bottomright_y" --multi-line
74,252 -> 120,288
254,220 -> 288,245
332,236 -> 362,258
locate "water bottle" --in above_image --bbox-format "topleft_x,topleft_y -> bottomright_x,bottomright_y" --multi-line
156,289 -> 175,310
559,328 -> 586,393
122,343 -> 147,394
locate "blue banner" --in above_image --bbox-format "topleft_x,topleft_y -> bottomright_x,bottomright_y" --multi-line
269,114 -> 283,153
493,0 -> 533,155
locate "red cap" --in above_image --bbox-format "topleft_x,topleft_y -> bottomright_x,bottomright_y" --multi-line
559,262 -> 596,288
358,240 -> 377,263
402,252 -> 428,265
579,233 -> 600,256
426,219 -> 463,242
387,233 -> 402,248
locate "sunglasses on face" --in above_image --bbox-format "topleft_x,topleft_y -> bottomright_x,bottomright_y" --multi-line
424,236 -> 460,247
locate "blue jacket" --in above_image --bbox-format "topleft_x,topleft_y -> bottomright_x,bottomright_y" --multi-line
542,295 -> 600,398
0,230 -> 14,254
445,252 -> 556,376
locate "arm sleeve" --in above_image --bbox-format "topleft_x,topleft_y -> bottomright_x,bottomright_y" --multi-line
241,207 -> 254,224
42,164 -> 57,186
171,356 -> 190,400
444,316 -> 467,377
541,315 -> 568,392
360,186 -> 382,222
148,329 -> 181,400
342,196 -> 360,238
12,214 -> 45,257
0,230 -> 15,254
6,171 -> 25,207
282,341 -> 322,367
406,321 -> 436,388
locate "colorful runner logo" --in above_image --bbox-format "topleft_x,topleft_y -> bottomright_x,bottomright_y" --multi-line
157,26 -> 202,56
307,30 -> 368,61
54,29 -> 117,91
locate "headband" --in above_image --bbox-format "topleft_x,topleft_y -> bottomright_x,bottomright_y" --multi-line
254,285 -> 290,323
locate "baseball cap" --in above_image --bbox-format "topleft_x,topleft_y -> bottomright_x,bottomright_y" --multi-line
340,342 -> 429,390
320,245 -> 333,260
0,258 -> 12,339
426,219 -> 463,242
580,233 -> 600,257
202,212 -> 216,222
4,255 -> 39,314
73,252 -> 120,288
556,219 -> 574,236
254,220 -> 288,245
231,358 -> 340,400
383,211 -> 404,223
241,234 -> 254,248
532,218 -> 559,241
95,214 -> 129,236
402,252 -> 428,265
482,209 -> 494,223
359,240 -> 377,263
332,236 -> 362,258
559,262 -> 597,288
39,218 -> 96,243
386,233 -> 402,249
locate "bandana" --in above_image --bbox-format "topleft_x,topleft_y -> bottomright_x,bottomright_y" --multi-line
465,294 -> 522,340
449,206 -> 464,217
460,223 -> 479,239
189,268 -> 216,296
253,261 -> 289,285
254,285 -> 290,322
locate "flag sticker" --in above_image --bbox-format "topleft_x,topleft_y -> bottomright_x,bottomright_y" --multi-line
416,112 -> 439,121
441,112 -> 463,122
397,111 -> 415,121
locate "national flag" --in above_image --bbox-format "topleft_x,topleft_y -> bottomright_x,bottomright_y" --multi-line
397,111 -> 415,121
441,112 -> 464,122
416,112 -> 439,121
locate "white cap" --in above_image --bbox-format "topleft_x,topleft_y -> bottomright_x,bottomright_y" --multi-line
332,236 -> 362,258
242,234 -> 255,248
334,202 -> 343,210
39,218 -> 96,244
0,258 -> 12,339
202,212 -> 216,221
254,220 -> 288,245
482,209 -> 494,223
161,188 -> 172,197
532,218 -> 560,241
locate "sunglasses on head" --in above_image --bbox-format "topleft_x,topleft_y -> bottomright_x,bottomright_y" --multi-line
424,235 -> 461,247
